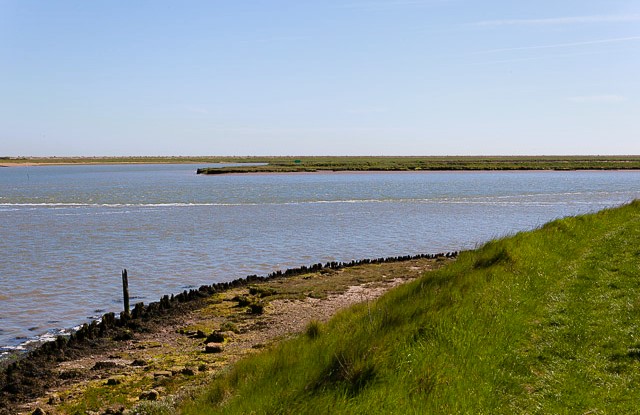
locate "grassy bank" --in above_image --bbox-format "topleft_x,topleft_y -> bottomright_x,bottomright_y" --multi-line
181,200 -> 640,414
196,155 -> 640,174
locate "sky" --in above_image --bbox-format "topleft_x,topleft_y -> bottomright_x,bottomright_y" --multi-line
1,0 -> 639,156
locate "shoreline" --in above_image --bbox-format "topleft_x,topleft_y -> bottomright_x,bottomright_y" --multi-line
0,252 -> 456,415
0,161 -> 233,168
0,156 -> 259,167
0,252 -> 456,363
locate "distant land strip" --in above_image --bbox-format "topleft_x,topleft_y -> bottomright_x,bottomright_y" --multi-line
195,155 -> 640,174
2,156 -> 640,172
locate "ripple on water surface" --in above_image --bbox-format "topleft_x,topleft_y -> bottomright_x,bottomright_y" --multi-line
1,165 -> 640,351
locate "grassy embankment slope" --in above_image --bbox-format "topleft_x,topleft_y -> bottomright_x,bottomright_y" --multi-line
182,200 -> 640,414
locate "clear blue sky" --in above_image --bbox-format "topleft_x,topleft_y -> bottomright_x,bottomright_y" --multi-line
1,1 -> 639,156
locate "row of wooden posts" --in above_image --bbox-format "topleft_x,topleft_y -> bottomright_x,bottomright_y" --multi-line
118,251 -> 459,317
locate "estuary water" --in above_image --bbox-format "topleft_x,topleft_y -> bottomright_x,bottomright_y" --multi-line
1,164 -> 639,354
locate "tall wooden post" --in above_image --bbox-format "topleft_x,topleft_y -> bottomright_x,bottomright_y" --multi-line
122,269 -> 130,317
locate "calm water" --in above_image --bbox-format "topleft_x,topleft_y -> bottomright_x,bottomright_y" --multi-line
1,164 -> 639,354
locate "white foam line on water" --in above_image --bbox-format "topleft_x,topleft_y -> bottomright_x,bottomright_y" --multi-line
1,325 -> 84,355
0,192 -> 634,209
0,201 -> 376,208
0,202 -> 260,207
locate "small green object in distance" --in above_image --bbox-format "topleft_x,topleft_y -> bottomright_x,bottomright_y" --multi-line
294,160 -> 301,164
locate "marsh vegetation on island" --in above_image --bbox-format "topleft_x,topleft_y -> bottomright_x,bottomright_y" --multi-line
195,155 -> 640,174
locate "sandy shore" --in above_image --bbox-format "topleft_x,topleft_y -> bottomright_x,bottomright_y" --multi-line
0,162 -> 201,167
0,156 -> 235,167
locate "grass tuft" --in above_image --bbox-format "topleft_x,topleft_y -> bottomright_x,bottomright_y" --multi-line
305,320 -> 322,339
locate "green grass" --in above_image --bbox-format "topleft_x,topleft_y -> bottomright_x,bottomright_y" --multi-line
180,200 -> 640,414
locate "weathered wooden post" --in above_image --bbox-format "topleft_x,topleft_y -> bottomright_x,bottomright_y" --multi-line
122,269 -> 130,317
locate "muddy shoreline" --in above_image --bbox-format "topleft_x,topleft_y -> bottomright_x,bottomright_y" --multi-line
0,252 -> 456,415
